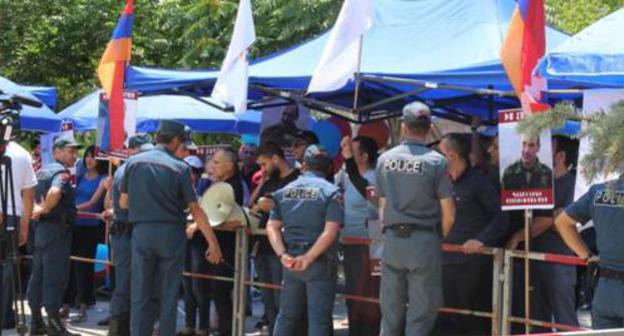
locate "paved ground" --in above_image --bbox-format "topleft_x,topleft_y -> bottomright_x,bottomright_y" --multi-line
3,296 -> 349,336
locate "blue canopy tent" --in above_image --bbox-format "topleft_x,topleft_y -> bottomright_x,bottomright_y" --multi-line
23,85 -> 58,110
0,76 -> 63,133
126,0 -> 572,123
535,7 -> 624,87
59,91 -> 261,134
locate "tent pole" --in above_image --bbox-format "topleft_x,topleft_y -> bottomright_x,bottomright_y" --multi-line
352,35 -> 365,113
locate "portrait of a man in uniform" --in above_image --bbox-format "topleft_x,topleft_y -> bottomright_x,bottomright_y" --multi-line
502,134 -> 553,190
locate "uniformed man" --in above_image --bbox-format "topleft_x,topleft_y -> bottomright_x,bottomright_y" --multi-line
502,135 -> 553,190
267,144 -> 343,336
29,136 -> 82,336
375,102 -> 455,336
104,133 -> 153,336
120,120 -> 222,336
555,176 -> 624,329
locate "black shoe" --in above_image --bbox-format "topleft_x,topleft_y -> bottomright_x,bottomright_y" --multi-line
3,318 -> 16,330
30,313 -> 47,335
97,316 -> 111,327
46,314 -> 80,336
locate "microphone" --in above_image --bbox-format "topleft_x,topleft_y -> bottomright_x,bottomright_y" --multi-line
0,90 -> 43,108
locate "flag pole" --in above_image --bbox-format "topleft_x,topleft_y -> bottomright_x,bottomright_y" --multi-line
352,35 -> 364,114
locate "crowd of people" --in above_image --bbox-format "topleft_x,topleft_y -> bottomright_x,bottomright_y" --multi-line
0,100 -> 622,336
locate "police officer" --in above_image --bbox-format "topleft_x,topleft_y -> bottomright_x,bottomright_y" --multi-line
555,175 -> 624,329
375,102 -> 455,336
267,144 -> 343,336
120,120 -> 222,336
501,134 -> 553,190
104,134 -> 153,336
29,136 -> 82,336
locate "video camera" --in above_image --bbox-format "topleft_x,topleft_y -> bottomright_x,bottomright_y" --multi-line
0,89 -> 42,154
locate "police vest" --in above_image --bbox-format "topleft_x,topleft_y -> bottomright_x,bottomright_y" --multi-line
35,163 -> 76,224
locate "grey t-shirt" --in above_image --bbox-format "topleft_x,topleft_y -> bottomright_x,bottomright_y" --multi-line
375,140 -> 452,228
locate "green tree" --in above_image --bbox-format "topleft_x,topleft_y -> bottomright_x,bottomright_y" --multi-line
546,0 -> 624,33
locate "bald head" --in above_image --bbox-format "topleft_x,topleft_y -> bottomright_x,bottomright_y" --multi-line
211,148 -> 239,181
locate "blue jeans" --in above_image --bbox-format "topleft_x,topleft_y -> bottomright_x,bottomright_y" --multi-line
255,253 -> 282,334
273,256 -> 336,336
27,221 -> 72,314
110,231 -> 131,317
131,222 -> 186,336
592,277 -> 624,329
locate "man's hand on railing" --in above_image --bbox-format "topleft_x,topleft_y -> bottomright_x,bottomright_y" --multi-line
462,239 -> 484,254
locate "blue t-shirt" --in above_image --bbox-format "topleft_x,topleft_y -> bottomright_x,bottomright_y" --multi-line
339,168 -> 376,238
75,173 -> 105,227
565,178 -> 624,272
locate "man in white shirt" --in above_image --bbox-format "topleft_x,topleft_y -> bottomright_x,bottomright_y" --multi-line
0,141 -> 38,331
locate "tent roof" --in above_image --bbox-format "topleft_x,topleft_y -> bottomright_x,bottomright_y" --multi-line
22,85 -> 58,110
536,7 -> 624,87
59,91 -> 260,134
0,76 -> 62,133
125,0 -> 571,121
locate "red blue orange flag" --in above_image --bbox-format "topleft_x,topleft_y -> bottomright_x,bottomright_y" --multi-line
500,0 -> 549,114
97,0 -> 134,151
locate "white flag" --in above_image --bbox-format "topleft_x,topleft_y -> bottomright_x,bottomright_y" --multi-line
307,0 -> 374,94
211,0 -> 256,113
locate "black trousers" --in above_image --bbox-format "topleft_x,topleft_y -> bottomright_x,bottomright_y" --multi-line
438,256 -> 492,336
342,244 -> 381,336
211,231 -> 235,335
65,225 -> 103,306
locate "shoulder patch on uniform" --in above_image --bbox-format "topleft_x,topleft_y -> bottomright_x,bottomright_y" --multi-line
381,159 -> 424,174
283,187 -> 320,200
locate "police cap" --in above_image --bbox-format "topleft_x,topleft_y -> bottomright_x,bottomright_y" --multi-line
128,133 -> 153,151
53,135 -> 82,149
401,102 -> 432,129
157,120 -> 191,141
303,144 -> 331,167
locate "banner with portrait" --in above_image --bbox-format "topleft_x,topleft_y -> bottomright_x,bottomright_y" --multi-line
498,108 -> 554,210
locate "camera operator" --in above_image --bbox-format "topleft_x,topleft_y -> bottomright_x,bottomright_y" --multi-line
0,139 -> 38,333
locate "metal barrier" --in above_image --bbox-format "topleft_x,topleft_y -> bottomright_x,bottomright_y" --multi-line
22,213 -> 621,335
501,249 -> 589,334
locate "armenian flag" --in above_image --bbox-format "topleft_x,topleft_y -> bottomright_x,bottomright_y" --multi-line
500,0 -> 549,114
97,0 -> 134,151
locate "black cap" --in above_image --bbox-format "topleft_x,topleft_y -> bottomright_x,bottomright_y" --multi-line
293,130 -> 319,145
53,135 -> 82,149
128,133 -> 153,151
157,120 -> 191,140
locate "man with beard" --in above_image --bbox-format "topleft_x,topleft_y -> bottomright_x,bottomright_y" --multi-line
250,142 -> 300,334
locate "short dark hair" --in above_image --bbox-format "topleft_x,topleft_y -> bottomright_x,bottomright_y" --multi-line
553,135 -> 579,168
258,141 -> 285,160
442,133 -> 470,163
155,131 -> 181,145
353,136 -> 378,166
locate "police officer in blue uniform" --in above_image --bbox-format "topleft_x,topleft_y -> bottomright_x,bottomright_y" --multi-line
29,136 -> 82,336
375,102 -> 455,336
555,175 -> 624,329
120,120 -> 222,336
104,134 -> 153,336
267,145 -> 343,336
